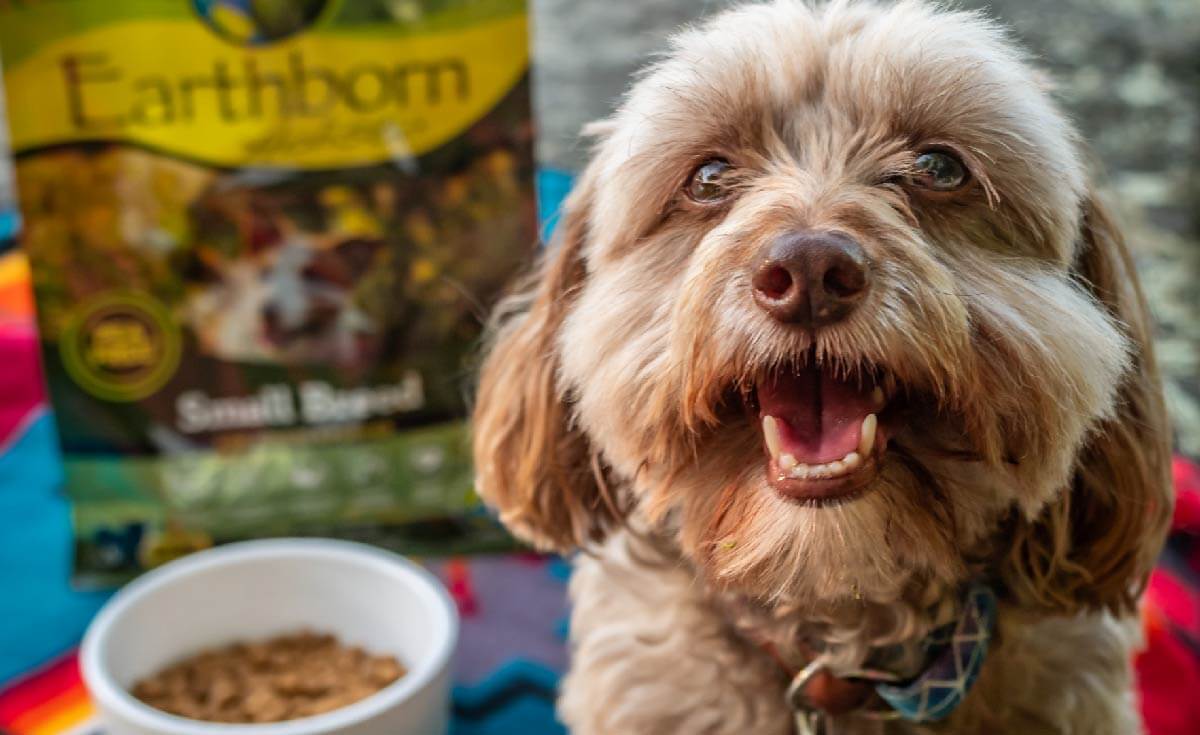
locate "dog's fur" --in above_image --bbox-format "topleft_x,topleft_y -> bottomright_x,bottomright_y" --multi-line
472,1 -> 1174,732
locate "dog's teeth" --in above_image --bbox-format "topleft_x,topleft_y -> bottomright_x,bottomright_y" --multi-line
780,449 -> 868,481
762,416 -> 782,458
872,386 -> 885,407
858,414 -> 877,456
787,460 -> 852,479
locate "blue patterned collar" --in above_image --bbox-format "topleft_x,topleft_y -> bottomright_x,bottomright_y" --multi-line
787,583 -> 998,729
873,583 -> 998,721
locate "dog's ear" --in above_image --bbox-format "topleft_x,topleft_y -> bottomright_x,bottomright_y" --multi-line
471,176 -> 625,552
1003,191 -> 1173,615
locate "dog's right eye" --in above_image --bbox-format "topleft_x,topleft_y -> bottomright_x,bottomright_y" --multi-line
909,149 -> 970,191
686,159 -> 733,203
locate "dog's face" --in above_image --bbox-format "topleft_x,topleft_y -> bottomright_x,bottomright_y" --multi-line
189,237 -> 380,366
475,0 -> 1171,613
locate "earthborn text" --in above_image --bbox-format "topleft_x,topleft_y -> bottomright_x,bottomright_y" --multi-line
60,51 -> 470,129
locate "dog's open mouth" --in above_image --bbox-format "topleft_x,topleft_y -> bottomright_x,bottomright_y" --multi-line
756,359 -> 891,505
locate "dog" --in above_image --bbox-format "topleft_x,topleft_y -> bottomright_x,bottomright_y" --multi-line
186,203 -> 383,368
473,1 -> 1173,732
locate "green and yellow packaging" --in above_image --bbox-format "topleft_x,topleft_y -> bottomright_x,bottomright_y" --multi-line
0,0 -> 535,585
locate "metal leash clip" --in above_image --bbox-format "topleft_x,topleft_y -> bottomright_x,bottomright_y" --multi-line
786,659 -> 833,735
786,657 -> 906,733
794,709 -> 829,735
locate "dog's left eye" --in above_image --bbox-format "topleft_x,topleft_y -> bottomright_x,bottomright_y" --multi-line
909,150 -> 969,191
686,159 -> 733,203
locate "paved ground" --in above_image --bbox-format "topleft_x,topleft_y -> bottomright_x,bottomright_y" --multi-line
532,0 -> 1200,456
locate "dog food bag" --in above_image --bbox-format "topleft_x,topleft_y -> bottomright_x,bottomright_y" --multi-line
0,0 -> 535,585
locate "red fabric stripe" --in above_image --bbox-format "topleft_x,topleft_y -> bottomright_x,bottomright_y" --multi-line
0,328 -> 45,448
8,686 -> 92,734
1173,457 -> 1200,533
0,654 -> 82,727
1147,570 -> 1200,639
1138,617 -> 1200,735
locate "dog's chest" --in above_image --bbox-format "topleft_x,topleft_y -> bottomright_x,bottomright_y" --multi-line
715,591 -> 941,677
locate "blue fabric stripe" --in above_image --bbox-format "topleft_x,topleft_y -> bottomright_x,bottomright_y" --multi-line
452,659 -> 566,735
0,209 -> 18,242
0,412 -> 110,684
535,168 -> 575,244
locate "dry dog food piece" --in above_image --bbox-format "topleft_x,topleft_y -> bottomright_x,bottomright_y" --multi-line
131,632 -> 405,723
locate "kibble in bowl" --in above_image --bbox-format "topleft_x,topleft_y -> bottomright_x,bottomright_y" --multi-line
132,632 -> 406,724
81,539 -> 458,735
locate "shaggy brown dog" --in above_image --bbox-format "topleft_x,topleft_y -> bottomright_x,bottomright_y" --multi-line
473,1 -> 1173,732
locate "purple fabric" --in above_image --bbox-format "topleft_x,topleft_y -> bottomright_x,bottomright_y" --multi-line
447,555 -> 570,683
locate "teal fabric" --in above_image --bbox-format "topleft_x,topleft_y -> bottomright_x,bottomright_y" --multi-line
452,660 -> 566,735
0,413 -> 111,682
536,169 -> 574,244
0,210 -> 17,241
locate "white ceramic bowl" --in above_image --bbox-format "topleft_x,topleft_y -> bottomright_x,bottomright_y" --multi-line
81,538 -> 458,735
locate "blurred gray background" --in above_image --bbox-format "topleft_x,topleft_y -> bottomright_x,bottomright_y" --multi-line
532,0 -> 1200,457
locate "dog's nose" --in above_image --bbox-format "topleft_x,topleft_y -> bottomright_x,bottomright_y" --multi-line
751,230 -> 871,327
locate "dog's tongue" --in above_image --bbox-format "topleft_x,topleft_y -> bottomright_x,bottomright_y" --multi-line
757,364 -> 879,464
